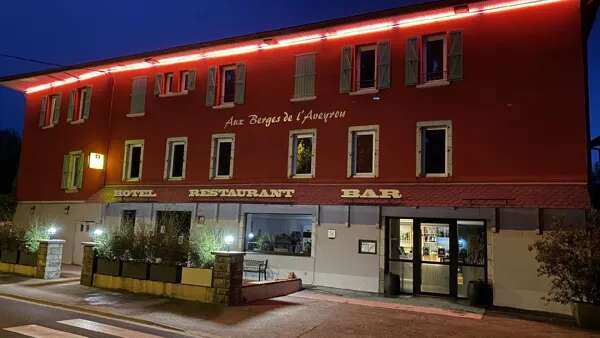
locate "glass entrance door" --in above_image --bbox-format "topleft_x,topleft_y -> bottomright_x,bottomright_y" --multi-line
419,222 -> 452,295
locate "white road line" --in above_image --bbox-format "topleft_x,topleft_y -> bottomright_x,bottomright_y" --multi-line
4,324 -> 88,338
58,319 -> 163,338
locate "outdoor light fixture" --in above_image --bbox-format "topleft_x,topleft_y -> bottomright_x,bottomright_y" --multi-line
47,227 -> 57,235
93,228 -> 104,237
64,206 -> 70,215
248,232 -> 255,239
89,153 -> 105,170
224,235 -> 235,251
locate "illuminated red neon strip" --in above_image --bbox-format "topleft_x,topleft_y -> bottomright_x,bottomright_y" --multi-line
24,0 -> 565,94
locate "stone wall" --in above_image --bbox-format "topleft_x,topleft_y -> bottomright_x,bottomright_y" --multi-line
35,240 -> 65,279
213,251 -> 245,305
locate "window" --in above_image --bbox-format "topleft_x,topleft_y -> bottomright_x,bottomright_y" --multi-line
123,140 -> 144,181
348,126 -> 379,177
164,137 -> 187,180
121,210 -> 136,236
424,35 -> 446,82
61,151 -> 84,191
129,77 -> 147,116
164,73 -> 174,94
357,45 -> 376,89
38,94 -> 61,128
288,130 -> 316,178
67,86 -> 92,123
416,121 -> 452,177
245,213 -> 312,256
210,134 -> 235,179
221,65 -> 236,104
292,53 -> 316,101
181,71 -> 190,92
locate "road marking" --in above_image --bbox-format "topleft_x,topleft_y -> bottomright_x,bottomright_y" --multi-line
58,319 -> 163,338
4,324 -> 87,337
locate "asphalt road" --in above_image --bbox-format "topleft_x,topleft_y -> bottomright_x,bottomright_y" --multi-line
0,296 -> 195,338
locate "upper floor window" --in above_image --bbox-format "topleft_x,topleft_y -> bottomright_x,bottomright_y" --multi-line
206,63 -> 246,108
347,125 -> 379,178
154,70 -> 196,97
38,94 -> 61,129
164,137 -> 187,180
164,73 -> 174,94
129,77 -> 147,117
340,41 -> 390,94
291,53 -> 316,101
210,134 -> 235,179
405,31 -> 463,87
61,150 -> 84,191
416,121 -> 453,177
67,86 -> 92,124
288,129 -> 316,178
123,140 -> 144,181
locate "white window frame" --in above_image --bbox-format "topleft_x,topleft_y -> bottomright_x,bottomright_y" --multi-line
422,34 -> 448,84
288,129 -> 316,178
164,137 -> 188,181
220,65 -> 236,105
122,140 -> 144,182
210,133 -> 235,179
356,44 -> 377,90
416,120 -> 453,177
347,125 -> 379,178
180,71 -> 190,93
67,150 -> 83,191
165,73 -> 174,94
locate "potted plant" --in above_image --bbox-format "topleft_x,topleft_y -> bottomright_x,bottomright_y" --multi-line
182,226 -> 224,286
148,232 -> 188,283
0,223 -> 19,264
121,230 -> 150,280
94,231 -> 124,276
529,210 -> 600,329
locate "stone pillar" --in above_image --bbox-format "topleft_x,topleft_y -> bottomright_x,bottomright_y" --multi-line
80,242 -> 97,286
212,251 -> 245,305
35,239 -> 65,279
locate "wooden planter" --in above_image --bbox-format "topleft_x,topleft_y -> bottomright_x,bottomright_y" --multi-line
149,264 -> 182,283
96,258 -> 121,276
18,251 -> 37,266
0,248 -> 18,264
121,261 -> 149,280
181,267 -> 213,287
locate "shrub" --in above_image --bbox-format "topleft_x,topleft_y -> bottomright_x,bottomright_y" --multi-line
0,222 -> 18,250
21,218 -> 51,253
529,210 -> 600,304
190,226 -> 224,268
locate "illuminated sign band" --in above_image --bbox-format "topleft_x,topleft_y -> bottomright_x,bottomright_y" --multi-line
114,190 -> 157,198
340,189 -> 402,199
189,189 -> 295,198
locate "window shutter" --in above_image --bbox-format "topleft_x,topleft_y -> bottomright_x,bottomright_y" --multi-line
67,91 -> 75,122
209,140 -> 216,179
61,155 -> 70,189
187,70 -> 197,90
405,37 -> 420,86
206,66 -> 216,107
123,145 -> 131,180
294,56 -> 305,98
416,127 -> 423,176
164,142 -> 172,179
446,125 -> 453,176
294,54 -> 316,98
377,41 -> 391,89
234,63 -> 246,105
448,31 -> 463,81
38,96 -> 47,128
52,95 -> 61,125
347,132 -> 354,178
130,77 -> 147,115
288,136 -> 295,178
76,154 -> 84,188
82,86 -> 92,120
154,74 -> 163,96
339,46 -> 353,94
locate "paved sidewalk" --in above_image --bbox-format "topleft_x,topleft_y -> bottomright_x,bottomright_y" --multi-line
0,274 -> 597,338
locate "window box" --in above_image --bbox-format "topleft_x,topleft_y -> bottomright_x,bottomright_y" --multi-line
181,267 -> 212,287
96,258 -> 122,276
121,261 -> 149,280
149,263 -> 181,283
18,250 -> 37,266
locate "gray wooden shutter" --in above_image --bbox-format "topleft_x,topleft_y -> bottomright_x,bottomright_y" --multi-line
154,74 -> 163,96
130,77 -> 147,115
52,95 -> 61,125
448,31 -> 463,81
67,91 -> 75,122
61,155 -> 70,189
405,37 -> 420,86
187,70 -> 196,91
206,66 -> 216,107
76,154 -> 84,188
339,46 -> 353,93
377,41 -> 391,89
294,54 -> 315,98
38,96 -> 47,128
82,86 -> 92,120
234,63 -> 246,105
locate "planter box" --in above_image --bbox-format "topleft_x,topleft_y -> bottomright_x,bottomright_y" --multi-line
149,264 -> 182,283
572,302 -> 600,330
181,267 -> 213,287
121,261 -> 149,280
18,251 -> 37,266
0,248 -> 18,264
96,258 -> 121,276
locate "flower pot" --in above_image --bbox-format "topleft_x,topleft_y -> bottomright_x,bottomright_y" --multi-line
96,258 -> 121,276
0,247 -> 18,264
18,251 -> 37,266
571,302 -> 600,330
181,267 -> 213,287
121,261 -> 149,280
467,280 -> 493,307
149,264 -> 181,283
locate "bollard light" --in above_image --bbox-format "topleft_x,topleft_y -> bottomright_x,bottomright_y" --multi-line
224,235 -> 234,251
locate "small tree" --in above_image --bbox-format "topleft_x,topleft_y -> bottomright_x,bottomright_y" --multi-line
529,210 -> 600,304
189,226 -> 224,268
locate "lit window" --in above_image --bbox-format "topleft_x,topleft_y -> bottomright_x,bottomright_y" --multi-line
356,45 -> 376,89
424,35 -> 446,82
348,126 -> 379,177
210,134 -> 234,179
164,73 -> 174,94
245,213 -> 313,256
221,65 -> 236,104
417,121 -> 452,177
61,151 -> 84,191
289,130 -> 316,177
164,137 -> 187,180
123,140 -> 144,181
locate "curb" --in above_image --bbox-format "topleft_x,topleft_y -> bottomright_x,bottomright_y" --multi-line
20,277 -> 81,287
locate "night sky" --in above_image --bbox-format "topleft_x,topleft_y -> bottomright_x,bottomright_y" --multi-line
0,1 -> 598,141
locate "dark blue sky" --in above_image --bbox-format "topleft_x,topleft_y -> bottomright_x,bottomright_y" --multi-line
1,0 -> 598,140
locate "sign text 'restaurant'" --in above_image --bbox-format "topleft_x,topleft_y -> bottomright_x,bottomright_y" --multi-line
189,189 -> 295,198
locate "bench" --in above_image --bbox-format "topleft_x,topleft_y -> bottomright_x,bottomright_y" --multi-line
243,259 -> 268,281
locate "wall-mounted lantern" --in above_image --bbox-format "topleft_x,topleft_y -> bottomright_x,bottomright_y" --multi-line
89,153 -> 105,170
